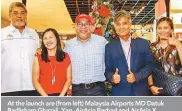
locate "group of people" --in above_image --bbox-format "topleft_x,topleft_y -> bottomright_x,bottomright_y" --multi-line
1,2 -> 182,96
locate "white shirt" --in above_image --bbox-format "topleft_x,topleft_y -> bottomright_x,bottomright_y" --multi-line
1,24 -> 39,93
120,37 -> 131,69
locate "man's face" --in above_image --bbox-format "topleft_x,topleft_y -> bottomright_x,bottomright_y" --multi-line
114,16 -> 131,38
9,6 -> 27,28
75,18 -> 92,41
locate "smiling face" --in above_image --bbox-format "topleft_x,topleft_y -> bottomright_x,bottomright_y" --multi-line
157,21 -> 172,40
9,6 -> 27,29
43,31 -> 57,50
114,16 -> 131,39
75,18 -> 92,42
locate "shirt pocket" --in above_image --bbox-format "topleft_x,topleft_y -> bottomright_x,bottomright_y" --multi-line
89,46 -> 104,72
25,37 -> 38,55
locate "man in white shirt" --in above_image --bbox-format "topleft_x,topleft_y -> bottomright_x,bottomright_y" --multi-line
1,2 -> 39,96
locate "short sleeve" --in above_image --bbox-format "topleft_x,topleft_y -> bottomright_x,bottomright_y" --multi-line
36,54 -> 42,66
104,38 -> 109,45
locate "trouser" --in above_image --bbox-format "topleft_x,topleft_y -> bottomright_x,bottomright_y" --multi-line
1,90 -> 37,96
72,81 -> 106,96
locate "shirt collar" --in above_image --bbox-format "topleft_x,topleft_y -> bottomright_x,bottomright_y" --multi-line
9,24 -> 29,33
9,24 -> 17,32
76,34 -> 93,45
120,36 -> 131,44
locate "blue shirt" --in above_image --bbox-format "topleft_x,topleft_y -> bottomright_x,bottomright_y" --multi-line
65,34 -> 108,84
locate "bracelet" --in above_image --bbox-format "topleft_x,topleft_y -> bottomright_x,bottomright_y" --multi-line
149,84 -> 154,88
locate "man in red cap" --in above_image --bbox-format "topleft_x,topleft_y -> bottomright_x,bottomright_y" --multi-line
64,14 -> 108,96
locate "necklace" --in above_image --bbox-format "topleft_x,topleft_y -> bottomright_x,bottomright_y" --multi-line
49,61 -> 57,85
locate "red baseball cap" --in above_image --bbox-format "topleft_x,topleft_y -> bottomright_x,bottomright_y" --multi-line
75,14 -> 94,25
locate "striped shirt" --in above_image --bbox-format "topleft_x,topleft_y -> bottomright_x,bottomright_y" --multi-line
65,34 -> 108,84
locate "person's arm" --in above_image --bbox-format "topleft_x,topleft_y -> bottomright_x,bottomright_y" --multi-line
35,31 -> 40,48
175,41 -> 182,64
32,56 -> 48,96
134,41 -> 154,82
59,64 -> 72,96
104,44 -> 115,83
148,75 -> 163,95
148,75 -> 154,86
168,35 -> 182,64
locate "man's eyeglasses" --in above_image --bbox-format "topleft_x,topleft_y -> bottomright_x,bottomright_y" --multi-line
11,12 -> 26,16
77,22 -> 90,28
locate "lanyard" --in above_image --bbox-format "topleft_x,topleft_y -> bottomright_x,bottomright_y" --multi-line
126,44 -> 131,69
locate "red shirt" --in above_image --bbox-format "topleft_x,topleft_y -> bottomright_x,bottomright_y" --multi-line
37,53 -> 70,94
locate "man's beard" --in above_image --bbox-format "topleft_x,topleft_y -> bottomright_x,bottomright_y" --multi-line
15,21 -> 26,27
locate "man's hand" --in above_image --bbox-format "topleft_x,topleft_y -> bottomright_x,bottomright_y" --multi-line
112,68 -> 121,84
126,70 -> 136,83
35,48 -> 42,56
131,32 -> 139,39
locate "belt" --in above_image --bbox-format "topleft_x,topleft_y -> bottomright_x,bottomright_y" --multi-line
73,82 -> 103,89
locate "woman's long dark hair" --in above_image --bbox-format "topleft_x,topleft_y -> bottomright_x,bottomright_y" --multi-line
151,17 -> 175,59
41,28 -> 65,62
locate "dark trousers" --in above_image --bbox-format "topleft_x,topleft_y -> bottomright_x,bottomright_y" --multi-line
72,82 -> 106,96
36,92 -> 67,96
1,90 -> 37,96
48,93 -> 60,96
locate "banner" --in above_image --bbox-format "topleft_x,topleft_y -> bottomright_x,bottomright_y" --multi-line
1,97 -> 182,111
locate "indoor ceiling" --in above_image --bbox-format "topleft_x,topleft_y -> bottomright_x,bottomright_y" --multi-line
65,0 -> 158,25
1,0 -> 158,34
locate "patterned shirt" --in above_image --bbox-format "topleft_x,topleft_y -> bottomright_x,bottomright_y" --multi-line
151,43 -> 182,75
64,34 -> 108,84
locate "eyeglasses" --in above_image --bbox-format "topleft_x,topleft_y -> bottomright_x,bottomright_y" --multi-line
11,12 -> 26,16
77,22 -> 90,28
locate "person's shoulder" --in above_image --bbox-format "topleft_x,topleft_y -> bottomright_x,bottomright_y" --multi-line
66,37 -> 76,45
1,25 -> 10,32
91,34 -> 108,43
133,37 -> 148,42
1,26 -> 11,39
133,38 -> 150,45
26,27 -> 39,41
92,34 -> 105,40
64,52 -> 69,57
106,39 -> 119,47
27,27 -> 38,34
64,52 -> 71,62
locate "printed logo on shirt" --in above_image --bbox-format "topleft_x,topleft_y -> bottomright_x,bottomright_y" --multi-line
29,35 -> 36,40
7,34 -> 13,38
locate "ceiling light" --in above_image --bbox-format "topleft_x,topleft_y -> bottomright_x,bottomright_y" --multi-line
135,12 -> 139,15
130,8 -> 134,14
141,6 -> 145,10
